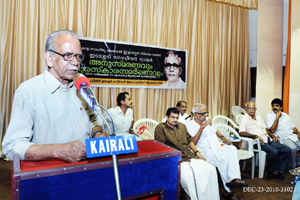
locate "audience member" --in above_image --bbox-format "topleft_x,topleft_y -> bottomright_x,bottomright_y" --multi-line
162,101 -> 191,124
265,98 -> 300,169
239,101 -> 290,180
186,103 -> 247,200
103,92 -> 134,135
2,30 -> 109,162
155,107 -> 219,200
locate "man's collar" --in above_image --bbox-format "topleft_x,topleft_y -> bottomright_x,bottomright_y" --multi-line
245,112 -> 256,118
44,69 -> 75,93
117,106 -> 130,114
164,122 -> 179,129
116,106 -> 122,113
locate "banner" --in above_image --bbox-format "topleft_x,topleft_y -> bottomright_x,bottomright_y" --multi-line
79,37 -> 187,89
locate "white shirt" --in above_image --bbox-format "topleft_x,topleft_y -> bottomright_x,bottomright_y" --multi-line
186,120 -> 224,161
2,70 -> 102,160
186,120 -> 218,150
103,106 -> 133,135
239,113 -> 269,143
265,111 -> 297,142
162,112 -> 191,124
159,78 -> 186,89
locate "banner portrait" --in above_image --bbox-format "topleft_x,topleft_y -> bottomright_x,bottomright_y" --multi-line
79,37 -> 187,89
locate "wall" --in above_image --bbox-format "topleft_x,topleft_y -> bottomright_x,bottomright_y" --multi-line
256,0 -> 283,119
249,0 -> 289,68
289,0 -> 300,129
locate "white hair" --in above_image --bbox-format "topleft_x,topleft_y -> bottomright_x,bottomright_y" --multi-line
245,101 -> 256,109
192,103 -> 207,113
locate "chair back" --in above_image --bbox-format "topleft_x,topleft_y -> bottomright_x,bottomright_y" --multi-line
235,114 -> 244,125
212,115 -> 239,129
214,123 -> 241,143
231,106 -> 246,118
133,118 -> 159,135
214,124 -> 254,151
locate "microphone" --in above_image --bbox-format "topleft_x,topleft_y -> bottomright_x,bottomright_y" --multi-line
75,75 -> 124,199
75,76 -> 97,111
185,112 -> 192,120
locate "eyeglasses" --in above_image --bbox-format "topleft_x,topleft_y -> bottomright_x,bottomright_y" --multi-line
194,112 -> 209,116
49,50 -> 85,62
164,63 -> 181,70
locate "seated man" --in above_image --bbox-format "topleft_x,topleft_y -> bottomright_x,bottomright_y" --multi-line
155,107 -> 219,200
103,92 -> 134,135
265,98 -> 300,169
162,101 -> 192,124
2,30 -> 109,162
186,103 -> 247,200
239,101 -> 291,180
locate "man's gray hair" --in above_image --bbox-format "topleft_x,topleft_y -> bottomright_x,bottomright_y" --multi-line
192,103 -> 207,113
245,101 -> 256,109
45,30 -> 78,55
44,30 -> 78,65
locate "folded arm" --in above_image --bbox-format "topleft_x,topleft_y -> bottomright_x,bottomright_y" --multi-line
268,111 -> 281,133
189,142 -> 206,161
192,119 -> 211,144
239,131 -> 264,145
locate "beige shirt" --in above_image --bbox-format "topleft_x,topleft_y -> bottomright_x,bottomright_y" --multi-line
2,69 -> 102,160
239,113 -> 269,143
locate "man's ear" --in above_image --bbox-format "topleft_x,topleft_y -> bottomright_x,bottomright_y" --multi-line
179,67 -> 182,75
45,51 -> 54,68
120,99 -> 125,106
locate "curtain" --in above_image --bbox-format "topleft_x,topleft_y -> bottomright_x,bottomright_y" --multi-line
208,0 -> 257,9
283,0 -> 291,114
0,0 -> 250,155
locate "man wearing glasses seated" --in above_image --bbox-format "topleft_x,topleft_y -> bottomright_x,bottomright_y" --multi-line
240,101 -> 290,180
185,103 -> 247,200
2,30 -> 109,163
160,50 -> 186,88
155,107 -> 219,200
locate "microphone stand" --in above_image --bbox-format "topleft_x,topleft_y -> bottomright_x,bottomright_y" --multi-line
94,104 -> 122,200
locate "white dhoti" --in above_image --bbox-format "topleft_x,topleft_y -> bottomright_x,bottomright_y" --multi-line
181,159 -> 220,200
205,145 -> 241,192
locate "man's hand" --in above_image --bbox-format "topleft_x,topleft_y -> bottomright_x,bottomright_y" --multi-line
271,135 -> 278,142
94,131 -> 110,138
55,141 -> 86,163
202,119 -> 212,129
196,152 -> 206,161
275,110 -> 282,118
256,136 -> 264,145
91,126 -> 110,138
224,138 -> 232,145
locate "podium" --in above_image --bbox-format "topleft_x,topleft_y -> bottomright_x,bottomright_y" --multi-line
12,140 -> 181,200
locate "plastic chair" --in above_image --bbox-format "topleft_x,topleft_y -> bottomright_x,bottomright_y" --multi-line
212,115 -> 239,129
212,115 -> 240,142
233,111 -> 266,178
133,118 -> 159,136
235,114 -> 244,125
252,138 -> 267,178
215,124 -> 255,179
231,106 -> 246,118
